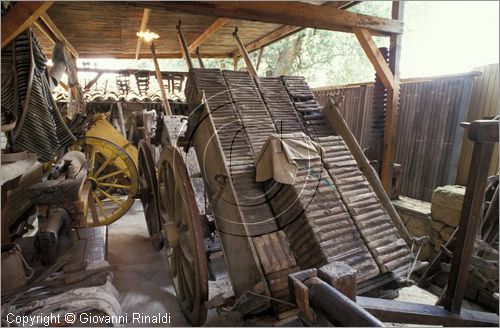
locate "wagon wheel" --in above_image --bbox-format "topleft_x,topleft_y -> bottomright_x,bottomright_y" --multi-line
138,140 -> 163,250
158,145 -> 208,326
72,136 -> 138,226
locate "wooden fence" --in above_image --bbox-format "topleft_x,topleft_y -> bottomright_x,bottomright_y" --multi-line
455,64 -> 499,185
314,71 -> 484,201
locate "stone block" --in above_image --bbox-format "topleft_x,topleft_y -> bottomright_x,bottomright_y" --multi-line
430,220 -> 445,232
439,226 -> 455,241
432,185 -> 466,210
418,243 -> 437,262
431,204 -> 462,227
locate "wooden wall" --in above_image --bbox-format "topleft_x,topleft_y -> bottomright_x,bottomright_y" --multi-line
455,63 -> 499,185
314,72 -> 479,201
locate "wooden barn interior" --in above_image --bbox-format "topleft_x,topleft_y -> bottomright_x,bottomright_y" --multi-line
1,1 -> 499,327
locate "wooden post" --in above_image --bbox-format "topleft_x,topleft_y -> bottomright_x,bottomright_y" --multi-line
233,57 -> 239,71
255,47 -> 264,72
176,20 -> 194,70
195,47 -> 205,68
380,1 -> 404,194
150,41 -> 171,115
135,8 -> 151,60
441,120 -> 498,313
233,27 -> 257,78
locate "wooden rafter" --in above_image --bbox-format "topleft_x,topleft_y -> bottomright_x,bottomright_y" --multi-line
188,18 -> 227,53
136,1 -> 403,36
1,1 -> 54,48
135,8 -> 151,60
232,1 -> 360,57
34,12 -> 78,58
353,28 -> 394,91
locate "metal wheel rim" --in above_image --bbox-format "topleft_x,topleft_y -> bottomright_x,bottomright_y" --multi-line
138,139 -> 163,250
157,145 -> 208,326
72,136 -> 138,226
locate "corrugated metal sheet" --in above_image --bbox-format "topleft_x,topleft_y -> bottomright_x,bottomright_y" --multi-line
456,64 -> 499,185
314,72 -> 478,201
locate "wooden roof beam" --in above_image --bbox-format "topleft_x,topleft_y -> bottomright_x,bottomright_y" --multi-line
1,1 -> 54,48
188,18 -> 228,53
135,8 -> 151,60
135,1 -> 403,36
232,1 -> 360,57
35,12 -> 79,58
60,52 -> 232,59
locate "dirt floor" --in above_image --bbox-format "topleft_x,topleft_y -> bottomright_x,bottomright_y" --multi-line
107,200 -> 485,327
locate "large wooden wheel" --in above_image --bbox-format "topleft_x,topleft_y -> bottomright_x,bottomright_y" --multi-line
72,136 -> 138,226
138,140 -> 163,250
157,145 -> 208,326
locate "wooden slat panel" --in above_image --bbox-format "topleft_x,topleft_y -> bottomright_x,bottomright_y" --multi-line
314,72 -> 479,201
456,64 -> 499,185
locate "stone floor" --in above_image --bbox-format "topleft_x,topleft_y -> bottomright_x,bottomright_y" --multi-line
107,200 -> 487,327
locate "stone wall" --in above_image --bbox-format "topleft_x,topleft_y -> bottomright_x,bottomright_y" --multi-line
393,186 -> 499,312
392,186 -> 465,262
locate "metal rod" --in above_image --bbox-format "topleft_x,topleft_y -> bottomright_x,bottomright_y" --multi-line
176,20 -> 194,70
150,41 -> 171,115
195,47 -> 205,68
305,277 -> 384,327
232,27 -> 257,78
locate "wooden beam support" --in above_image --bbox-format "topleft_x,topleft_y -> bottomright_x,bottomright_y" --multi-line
50,52 -> 232,59
188,17 -> 227,53
1,1 -> 54,48
176,21 -> 194,70
255,47 -> 264,72
233,28 -> 257,77
357,296 -> 499,326
441,120 -> 498,313
353,28 -> 394,91
135,8 -> 151,60
39,13 -> 78,58
84,72 -> 103,90
150,42 -> 172,115
380,1 -> 404,194
195,47 -> 205,68
231,1 -> 360,57
136,1 -> 403,36
233,57 -> 239,71
77,67 -> 188,76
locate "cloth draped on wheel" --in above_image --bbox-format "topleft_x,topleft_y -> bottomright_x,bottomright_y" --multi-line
255,133 -> 324,185
1,29 -> 75,162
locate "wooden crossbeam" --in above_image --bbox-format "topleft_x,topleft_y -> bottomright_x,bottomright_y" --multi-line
135,8 -> 151,60
36,13 -> 78,58
1,1 -> 54,48
353,28 -> 394,91
136,1 -> 403,36
54,52 -> 232,59
188,17 -> 227,53
232,1 -> 360,57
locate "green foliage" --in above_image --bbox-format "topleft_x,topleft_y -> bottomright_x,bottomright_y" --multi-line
256,1 -> 397,87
